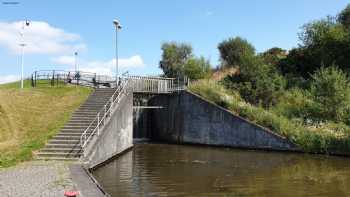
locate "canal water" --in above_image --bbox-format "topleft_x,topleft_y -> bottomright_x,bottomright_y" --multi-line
93,143 -> 350,197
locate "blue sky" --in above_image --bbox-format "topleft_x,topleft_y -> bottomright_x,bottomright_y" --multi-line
0,0 -> 349,83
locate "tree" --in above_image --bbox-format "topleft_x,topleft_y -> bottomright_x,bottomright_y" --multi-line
338,4 -> 350,29
260,47 -> 287,66
221,55 -> 285,107
281,16 -> 350,80
183,57 -> 211,80
218,37 -> 255,68
159,42 -> 193,78
310,66 -> 350,122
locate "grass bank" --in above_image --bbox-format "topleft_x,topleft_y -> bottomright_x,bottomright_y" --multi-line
0,80 -> 92,167
189,80 -> 350,155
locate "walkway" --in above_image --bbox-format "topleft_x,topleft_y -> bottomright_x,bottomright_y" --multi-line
0,161 -> 75,196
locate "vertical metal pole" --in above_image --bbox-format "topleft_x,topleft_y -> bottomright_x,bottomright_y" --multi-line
97,112 -> 100,136
115,27 -> 119,86
20,43 -> 24,89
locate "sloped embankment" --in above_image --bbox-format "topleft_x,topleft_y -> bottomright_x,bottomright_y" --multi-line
0,81 -> 92,167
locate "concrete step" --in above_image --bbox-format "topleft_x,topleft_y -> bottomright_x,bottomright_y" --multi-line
36,156 -> 79,161
53,136 -> 81,141
68,120 -> 95,123
73,111 -> 99,115
74,109 -> 101,113
49,139 -> 80,145
70,115 -> 103,119
36,152 -> 82,158
45,143 -> 81,149
62,125 -> 89,130
56,133 -> 84,137
40,147 -> 82,153
60,129 -> 91,133
65,122 -> 95,126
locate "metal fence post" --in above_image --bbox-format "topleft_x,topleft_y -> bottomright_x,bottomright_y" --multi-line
97,112 -> 100,136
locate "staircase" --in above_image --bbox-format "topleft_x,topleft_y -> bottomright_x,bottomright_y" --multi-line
36,88 -> 117,160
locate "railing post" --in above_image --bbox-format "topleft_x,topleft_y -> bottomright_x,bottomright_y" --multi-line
97,112 -> 100,136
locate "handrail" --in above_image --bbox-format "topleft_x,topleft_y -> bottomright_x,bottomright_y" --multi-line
80,78 -> 130,150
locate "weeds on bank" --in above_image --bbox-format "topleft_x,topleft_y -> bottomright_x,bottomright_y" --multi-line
189,80 -> 350,154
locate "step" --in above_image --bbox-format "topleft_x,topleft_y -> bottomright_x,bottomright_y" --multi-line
40,147 -> 82,153
49,139 -> 80,145
73,111 -> 99,115
36,152 -> 82,158
35,156 -> 79,161
68,120 -> 95,123
53,136 -> 81,140
60,129 -> 90,133
56,133 -> 84,137
74,110 -> 100,113
65,122 -> 95,126
78,106 -> 104,110
70,115 -> 103,119
45,143 -> 81,149
62,125 -> 89,130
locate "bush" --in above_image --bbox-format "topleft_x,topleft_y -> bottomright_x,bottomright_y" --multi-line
183,57 -> 211,80
310,66 -> 350,122
221,55 -> 286,108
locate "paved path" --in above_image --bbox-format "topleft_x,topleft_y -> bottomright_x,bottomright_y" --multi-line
0,161 -> 76,197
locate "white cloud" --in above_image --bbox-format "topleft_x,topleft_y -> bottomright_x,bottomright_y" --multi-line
0,75 -> 20,84
0,21 -> 86,55
50,55 -> 145,75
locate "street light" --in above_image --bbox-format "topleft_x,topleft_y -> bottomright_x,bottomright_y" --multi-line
74,51 -> 78,73
113,19 -> 122,85
20,19 -> 30,89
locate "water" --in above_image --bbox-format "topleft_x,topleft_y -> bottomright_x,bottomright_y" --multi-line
93,143 -> 350,197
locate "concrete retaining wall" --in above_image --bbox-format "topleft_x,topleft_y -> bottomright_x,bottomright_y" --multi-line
86,91 -> 133,168
147,91 -> 299,151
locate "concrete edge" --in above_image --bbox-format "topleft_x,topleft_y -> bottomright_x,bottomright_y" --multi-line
90,146 -> 134,170
69,164 -> 109,197
184,90 -> 301,151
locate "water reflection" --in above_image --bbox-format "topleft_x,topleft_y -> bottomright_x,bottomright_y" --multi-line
93,143 -> 350,197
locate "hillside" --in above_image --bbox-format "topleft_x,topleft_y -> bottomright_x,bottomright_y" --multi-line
0,81 -> 92,167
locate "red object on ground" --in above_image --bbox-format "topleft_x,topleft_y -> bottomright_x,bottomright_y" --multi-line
64,191 -> 79,197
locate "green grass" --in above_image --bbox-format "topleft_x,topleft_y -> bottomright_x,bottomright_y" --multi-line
0,80 -> 92,167
189,79 -> 350,154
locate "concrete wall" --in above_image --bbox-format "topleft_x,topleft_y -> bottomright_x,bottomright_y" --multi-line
148,91 -> 299,151
86,91 -> 133,169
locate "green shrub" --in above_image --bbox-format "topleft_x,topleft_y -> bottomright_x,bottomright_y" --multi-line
310,66 -> 350,122
183,57 -> 211,80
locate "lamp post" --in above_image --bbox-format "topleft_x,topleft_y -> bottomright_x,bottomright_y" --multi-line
113,19 -> 122,86
74,51 -> 78,73
20,20 -> 30,89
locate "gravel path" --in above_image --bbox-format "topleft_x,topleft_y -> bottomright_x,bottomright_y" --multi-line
0,161 -> 77,197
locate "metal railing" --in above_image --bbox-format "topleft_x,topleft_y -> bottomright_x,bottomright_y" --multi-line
125,75 -> 189,93
80,78 -> 130,152
31,70 -> 116,88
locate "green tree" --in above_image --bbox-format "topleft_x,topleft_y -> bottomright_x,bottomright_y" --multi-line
183,57 -> 211,80
218,37 -> 255,68
310,66 -> 350,122
338,4 -> 350,29
281,16 -> 350,80
221,55 -> 285,107
159,42 -> 193,78
260,47 -> 287,66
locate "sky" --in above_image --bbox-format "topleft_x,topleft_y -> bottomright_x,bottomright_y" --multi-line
0,0 -> 349,83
